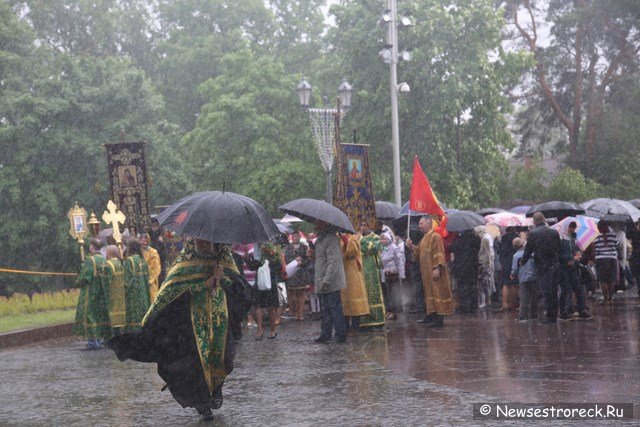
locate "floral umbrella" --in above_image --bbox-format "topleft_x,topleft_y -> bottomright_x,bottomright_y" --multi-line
485,212 -> 531,228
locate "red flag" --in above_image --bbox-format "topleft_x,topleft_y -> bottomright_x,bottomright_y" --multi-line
409,156 -> 448,237
409,156 -> 445,216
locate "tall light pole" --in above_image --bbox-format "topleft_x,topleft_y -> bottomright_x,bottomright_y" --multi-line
379,0 -> 412,206
296,78 -> 353,204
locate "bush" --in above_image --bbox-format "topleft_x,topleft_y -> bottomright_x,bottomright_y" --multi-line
0,289 -> 79,316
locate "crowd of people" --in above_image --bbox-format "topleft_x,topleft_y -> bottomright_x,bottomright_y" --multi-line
71,211 -> 640,420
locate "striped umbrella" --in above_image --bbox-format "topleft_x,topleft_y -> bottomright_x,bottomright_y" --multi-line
551,216 -> 600,251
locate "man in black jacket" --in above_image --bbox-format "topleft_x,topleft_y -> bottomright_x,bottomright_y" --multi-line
522,212 -> 561,324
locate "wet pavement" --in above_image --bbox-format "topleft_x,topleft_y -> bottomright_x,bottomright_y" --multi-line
1,296 -> 639,426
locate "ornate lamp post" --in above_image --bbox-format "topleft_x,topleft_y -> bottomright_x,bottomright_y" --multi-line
296,78 -> 353,204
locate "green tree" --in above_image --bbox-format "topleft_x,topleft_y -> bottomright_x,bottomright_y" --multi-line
327,0 -> 527,209
182,49 -> 324,212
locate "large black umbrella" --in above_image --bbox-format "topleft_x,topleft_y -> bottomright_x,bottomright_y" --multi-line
526,201 -> 584,219
580,198 -> 640,223
375,201 -> 400,221
628,199 -> 640,209
446,210 -> 486,232
279,198 -> 355,233
476,207 -> 506,216
157,191 -> 280,244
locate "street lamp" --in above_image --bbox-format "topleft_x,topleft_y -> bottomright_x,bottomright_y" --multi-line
296,78 -> 353,204
379,0 -> 412,206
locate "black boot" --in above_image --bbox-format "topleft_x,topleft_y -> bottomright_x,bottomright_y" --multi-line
197,406 -> 213,421
427,314 -> 444,327
211,385 -> 223,410
417,313 -> 436,324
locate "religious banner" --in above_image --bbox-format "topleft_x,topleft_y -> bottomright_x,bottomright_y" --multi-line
333,143 -> 377,229
104,138 -> 151,234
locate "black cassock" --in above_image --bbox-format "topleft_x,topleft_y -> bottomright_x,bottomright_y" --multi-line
106,271 -> 252,412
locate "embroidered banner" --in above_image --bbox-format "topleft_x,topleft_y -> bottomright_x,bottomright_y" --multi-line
104,141 -> 151,234
333,143 -> 377,230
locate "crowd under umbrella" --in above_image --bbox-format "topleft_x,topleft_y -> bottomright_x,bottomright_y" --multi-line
445,210 -> 486,233
157,190 -> 281,244
375,201 -> 401,221
279,198 -> 355,233
476,207 -> 506,216
526,201 -> 585,220
579,198 -> 640,223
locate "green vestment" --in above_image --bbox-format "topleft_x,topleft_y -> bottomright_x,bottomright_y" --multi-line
123,254 -> 151,332
73,253 -> 112,339
359,233 -> 386,327
142,240 -> 239,396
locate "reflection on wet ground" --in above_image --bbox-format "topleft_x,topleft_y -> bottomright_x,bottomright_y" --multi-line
1,298 -> 638,425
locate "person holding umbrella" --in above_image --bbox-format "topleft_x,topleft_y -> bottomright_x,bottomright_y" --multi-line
106,190 -> 274,420
312,220 -> 348,343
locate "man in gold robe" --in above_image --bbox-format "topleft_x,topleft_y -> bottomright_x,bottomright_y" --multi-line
407,216 -> 453,327
140,233 -> 162,302
339,233 -> 370,332
104,245 -> 126,334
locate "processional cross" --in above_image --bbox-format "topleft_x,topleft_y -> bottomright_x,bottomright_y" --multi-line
102,200 -> 126,256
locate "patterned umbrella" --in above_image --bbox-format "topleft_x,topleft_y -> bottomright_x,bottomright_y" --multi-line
551,216 -> 600,251
485,212 -> 531,228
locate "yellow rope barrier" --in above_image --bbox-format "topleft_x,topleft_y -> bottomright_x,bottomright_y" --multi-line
0,268 -> 77,277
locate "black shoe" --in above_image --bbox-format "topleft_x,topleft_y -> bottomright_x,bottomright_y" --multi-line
417,317 -> 434,324
578,311 -> 594,320
540,318 -> 556,324
211,387 -> 223,410
198,407 -> 213,421
335,336 -> 347,343
557,314 -> 572,322
314,336 -> 330,343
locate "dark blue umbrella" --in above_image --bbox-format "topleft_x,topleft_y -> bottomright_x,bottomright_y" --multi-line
157,191 -> 280,244
476,207 -> 506,216
279,198 -> 355,233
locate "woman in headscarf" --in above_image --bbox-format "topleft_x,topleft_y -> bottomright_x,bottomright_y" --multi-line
475,226 -> 495,309
380,231 -> 405,320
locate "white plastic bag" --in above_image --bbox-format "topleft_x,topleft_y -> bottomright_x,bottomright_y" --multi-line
256,260 -> 272,291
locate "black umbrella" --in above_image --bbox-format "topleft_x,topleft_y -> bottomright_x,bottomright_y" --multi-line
628,199 -> 640,209
526,201 -> 584,219
446,210 -> 486,232
279,198 -> 355,233
157,191 -> 280,244
476,207 -> 506,216
580,198 -> 640,223
375,201 -> 400,221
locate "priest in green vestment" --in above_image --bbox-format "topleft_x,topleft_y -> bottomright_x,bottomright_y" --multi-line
104,245 -> 126,334
123,239 -> 151,332
73,238 -> 112,349
106,238 -> 252,420
358,222 -> 386,328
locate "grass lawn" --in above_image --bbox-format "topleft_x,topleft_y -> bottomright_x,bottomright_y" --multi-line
0,309 -> 75,334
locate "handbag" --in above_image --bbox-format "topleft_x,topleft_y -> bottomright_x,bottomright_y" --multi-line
385,270 -> 400,282
256,260 -> 272,291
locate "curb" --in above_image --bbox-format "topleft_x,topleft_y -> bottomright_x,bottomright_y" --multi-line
0,323 -> 73,349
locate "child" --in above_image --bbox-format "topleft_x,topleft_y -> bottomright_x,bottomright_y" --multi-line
511,238 -> 537,321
